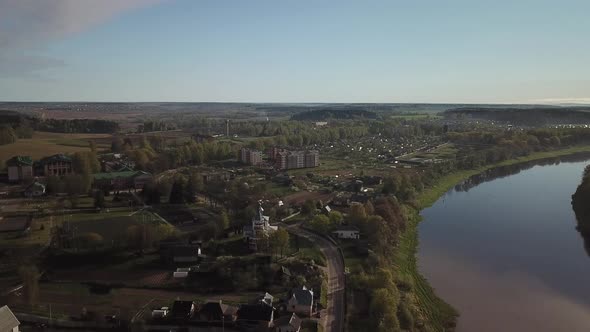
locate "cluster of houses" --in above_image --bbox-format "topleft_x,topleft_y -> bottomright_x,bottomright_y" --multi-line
239,147 -> 320,170
150,287 -> 313,331
6,154 -> 72,182
4,153 -> 153,197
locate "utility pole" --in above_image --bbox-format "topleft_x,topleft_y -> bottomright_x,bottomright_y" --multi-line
226,119 -> 230,137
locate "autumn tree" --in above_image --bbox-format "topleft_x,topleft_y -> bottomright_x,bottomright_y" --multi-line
310,214 -> 331,234
168,179 -> 185,204
94,190 -> 106,209
269,228 -> 290,257
328,210 -> 343,225
126,225 -> 154,252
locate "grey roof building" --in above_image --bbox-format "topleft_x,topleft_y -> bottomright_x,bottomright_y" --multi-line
0,305 -> 20,332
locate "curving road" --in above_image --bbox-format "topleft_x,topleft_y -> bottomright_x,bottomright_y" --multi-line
284,224 -> 345,332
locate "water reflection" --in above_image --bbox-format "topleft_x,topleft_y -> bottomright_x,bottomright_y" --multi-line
418,155 -> 590,332
454,152 -> 590,193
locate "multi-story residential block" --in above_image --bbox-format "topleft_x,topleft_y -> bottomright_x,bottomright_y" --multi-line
274,149 -> 319,170
239,148 -> 263,165
40,154 -> 72,176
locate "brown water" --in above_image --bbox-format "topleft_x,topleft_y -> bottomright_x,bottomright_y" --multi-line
418,156 -> 590,332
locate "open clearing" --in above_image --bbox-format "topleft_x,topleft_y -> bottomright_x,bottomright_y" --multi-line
0,131 -> 111,165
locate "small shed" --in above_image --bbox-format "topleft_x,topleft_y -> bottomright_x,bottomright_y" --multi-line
332,226 -> 360,240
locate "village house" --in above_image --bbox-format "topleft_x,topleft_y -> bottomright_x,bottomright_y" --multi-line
24,181 -> 46,198
92,170 -> 152,191
257,292 -> 274,307
273,313 -> 302,332
192,133 -> 215,143
332,225 -> 360,240
159,240 -> 202,264
196,300 -> 238,323
201,171 -> 232,184
99,153 -> 135,172
236,304 -> 274,331
287,286 -> 314,317
6,156 -> 33,183
171,245 -> 202,264
0,305 -> 20,332
170,301 -> 196,321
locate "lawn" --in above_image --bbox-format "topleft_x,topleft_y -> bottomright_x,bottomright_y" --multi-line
0,131 -> 111,166
291,235 -> 327,267
0,216 -> 53,248
65,208 -> 168,243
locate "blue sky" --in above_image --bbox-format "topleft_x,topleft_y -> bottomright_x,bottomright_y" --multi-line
0,0 -> 589,103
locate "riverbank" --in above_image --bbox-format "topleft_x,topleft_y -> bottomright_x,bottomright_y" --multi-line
394,144 -> 590,331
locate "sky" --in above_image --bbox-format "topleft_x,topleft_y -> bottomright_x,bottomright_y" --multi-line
0,0 -> 589,104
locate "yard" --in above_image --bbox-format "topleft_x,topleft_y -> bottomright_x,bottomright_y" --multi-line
64,208 -> 170,244
2,282 -> 259,322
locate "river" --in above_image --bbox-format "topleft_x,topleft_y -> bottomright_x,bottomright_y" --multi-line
418,155 -> 590,332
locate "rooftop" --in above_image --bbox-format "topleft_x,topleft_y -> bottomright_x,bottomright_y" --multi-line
171,301 -> 194,317
40,154 -> 72,164
6,156 -> 33,166
93,170 -> 151,180
26,181 -> 46,192
0,306 -> 20,331
237,304 -> 273,322
291,286 -> 314,306
273,313 -> 301,330
334,225 -> 360,232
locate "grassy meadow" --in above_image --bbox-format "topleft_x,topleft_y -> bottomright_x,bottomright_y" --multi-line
0,131 -> 111,167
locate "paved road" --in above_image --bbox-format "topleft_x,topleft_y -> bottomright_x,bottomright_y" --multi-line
285,224 -> 345,332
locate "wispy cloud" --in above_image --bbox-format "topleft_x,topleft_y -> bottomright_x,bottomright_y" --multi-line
0,0 -> 162,77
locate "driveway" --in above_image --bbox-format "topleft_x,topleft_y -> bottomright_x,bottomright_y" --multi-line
285,224 -> 345,332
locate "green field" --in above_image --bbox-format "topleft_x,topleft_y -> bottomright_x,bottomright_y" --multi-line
65,208 -> 169,242
0,131 -> 111,167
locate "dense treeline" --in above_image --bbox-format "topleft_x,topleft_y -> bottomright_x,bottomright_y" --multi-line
0,111 -> 34,144
445,128 -> 590,170
572,165 -> 590,235
185,117 -> 441,143
0,126 -> 17,145
112,135 -> 236,173
137,120 -> 176,133
35,118 -> 119,133
291,109 -> 378,121
0,110 -> 118,134
445,107 -> 590,126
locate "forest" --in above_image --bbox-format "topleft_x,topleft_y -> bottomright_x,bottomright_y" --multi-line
291,108 -> 379,121
572,165 -> 590,235
445,107 -> 590,126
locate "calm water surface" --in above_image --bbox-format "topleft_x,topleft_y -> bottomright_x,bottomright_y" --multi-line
418,158 -> 590,332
